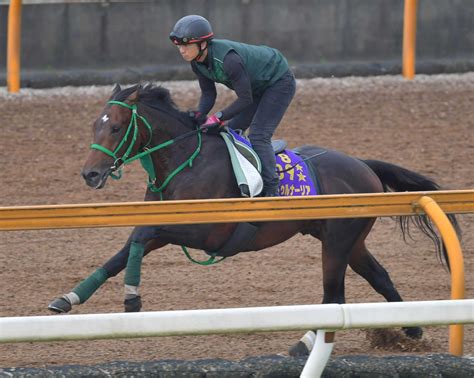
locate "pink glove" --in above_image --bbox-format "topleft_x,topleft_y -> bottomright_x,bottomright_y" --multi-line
201,113 -> 224,128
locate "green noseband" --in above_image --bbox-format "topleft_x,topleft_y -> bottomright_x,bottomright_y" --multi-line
90,100 -> 153,179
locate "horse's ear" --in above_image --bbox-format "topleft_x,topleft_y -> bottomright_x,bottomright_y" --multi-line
127,84 -> 143,104
110,84 -> 121,99
126,89 -> 139,104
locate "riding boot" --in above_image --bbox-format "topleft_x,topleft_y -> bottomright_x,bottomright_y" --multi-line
251,138 -> 280,197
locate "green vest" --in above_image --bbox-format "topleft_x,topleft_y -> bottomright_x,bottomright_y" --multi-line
194,39 -> 289,96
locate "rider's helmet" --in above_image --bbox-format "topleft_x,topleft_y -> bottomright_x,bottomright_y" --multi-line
169,15 -> 214,46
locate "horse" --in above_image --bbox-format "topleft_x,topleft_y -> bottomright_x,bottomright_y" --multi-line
48,83 -> 459,356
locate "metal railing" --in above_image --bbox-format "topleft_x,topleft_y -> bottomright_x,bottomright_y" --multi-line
1,190 -> 473,356
1,190 -> 472,231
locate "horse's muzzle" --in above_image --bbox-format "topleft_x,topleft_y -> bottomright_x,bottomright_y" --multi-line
81,168 -> 109,189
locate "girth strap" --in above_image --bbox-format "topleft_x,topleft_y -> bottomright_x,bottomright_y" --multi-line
181,222 -> 260,266
206,222 -> 260,257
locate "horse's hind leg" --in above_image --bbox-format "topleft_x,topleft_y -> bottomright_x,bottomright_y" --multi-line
288,243 -> 350,357
349,241 -> 423,339
289,240 -> 423,356
289,218 -> 370,356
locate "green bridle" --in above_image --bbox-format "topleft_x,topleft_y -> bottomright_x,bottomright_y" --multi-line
90,100 -> 153,179
90,99 -> 224,266
90,100 -> 202,194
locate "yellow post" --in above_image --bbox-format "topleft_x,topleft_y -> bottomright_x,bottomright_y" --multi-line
402,0 -> 417,79
417,196 -> 465,356
7,0 -> 23,93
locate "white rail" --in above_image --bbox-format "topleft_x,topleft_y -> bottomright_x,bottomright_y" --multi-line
1,300 -> 473,377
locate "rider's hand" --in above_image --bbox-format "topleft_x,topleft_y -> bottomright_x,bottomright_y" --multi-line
201,112 -> 224,133
188,110 -> 207,126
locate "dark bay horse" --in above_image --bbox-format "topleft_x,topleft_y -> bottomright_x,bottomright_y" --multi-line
48,83 -> 458,356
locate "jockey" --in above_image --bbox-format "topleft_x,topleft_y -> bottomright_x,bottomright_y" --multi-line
169,15 -> 296,197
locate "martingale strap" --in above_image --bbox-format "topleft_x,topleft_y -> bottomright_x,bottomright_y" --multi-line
141,131 -> 202,194
181,246 -> 227,266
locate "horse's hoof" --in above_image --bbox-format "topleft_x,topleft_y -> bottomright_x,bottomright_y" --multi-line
124,295 -> 142,312
288,340 -> 310,357
403,326 -> 423,339
48,296 -> 72,314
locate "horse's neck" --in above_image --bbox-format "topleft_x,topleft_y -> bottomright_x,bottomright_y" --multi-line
143,106 -> 201,190
146,120 -> 234,198
139,104 -> 237,199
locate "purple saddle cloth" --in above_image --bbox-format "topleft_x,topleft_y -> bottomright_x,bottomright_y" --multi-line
227,129 -> 318,196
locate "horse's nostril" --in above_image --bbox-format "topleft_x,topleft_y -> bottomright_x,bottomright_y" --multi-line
82,170 -> 104,188
82,170 -> 99,181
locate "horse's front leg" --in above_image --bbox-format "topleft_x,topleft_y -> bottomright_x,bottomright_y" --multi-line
121,226 -> 164,312
48,226 -> 165,313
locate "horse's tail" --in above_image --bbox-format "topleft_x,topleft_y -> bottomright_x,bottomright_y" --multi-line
362,159 -> 461,269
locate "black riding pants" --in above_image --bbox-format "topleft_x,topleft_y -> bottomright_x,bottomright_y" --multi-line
227,70 -> 296,191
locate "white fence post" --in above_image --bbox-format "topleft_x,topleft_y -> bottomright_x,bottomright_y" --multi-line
300,330 -> 335,377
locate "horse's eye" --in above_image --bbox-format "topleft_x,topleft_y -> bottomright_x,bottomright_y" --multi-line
111,125 -> 121,134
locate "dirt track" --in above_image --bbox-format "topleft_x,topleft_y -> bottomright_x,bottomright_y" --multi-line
0,73 -> 473,368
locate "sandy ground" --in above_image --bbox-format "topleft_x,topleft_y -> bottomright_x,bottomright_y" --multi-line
0,73 -> 472,368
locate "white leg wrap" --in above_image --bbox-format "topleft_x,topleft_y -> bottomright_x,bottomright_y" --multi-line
64,292 -> 80,305
301,330 -> 317,352
124,284 -> 139,299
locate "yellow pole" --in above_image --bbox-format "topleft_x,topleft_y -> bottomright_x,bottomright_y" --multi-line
402,0 -> 417,79
7,0 -> 23,93
417,196 -> 465,356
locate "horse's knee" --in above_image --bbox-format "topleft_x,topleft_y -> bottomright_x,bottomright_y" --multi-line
103,247 -> 129,277
131,226 -> 160,244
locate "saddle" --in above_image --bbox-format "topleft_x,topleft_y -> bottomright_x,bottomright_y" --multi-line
220,129 -> 263,197
220,128 -> 319,197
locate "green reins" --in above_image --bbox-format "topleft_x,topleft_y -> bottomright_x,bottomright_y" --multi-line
90,100 -> 225,265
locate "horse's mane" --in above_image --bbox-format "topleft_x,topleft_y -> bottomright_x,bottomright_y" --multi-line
112,83 -> 193,126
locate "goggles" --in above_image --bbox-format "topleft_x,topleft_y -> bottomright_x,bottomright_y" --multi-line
169,32 -> 214,46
